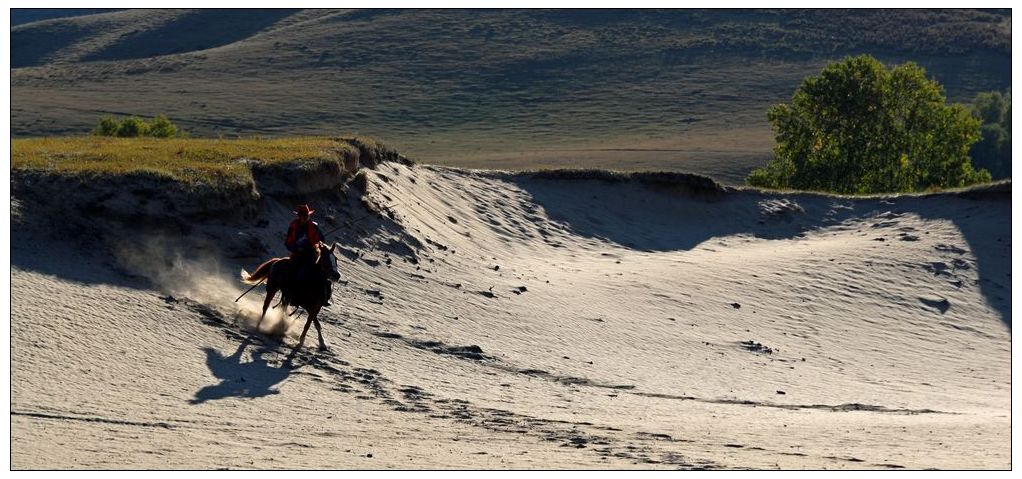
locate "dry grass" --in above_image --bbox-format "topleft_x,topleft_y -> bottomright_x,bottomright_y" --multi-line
11,136 -> 364,185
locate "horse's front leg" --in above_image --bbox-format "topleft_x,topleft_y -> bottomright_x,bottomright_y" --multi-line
293,316 -> 313,353
310,306 -> 328,351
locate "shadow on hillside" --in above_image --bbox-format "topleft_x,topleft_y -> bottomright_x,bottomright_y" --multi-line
190,338 -> 295,404
10,219 -> 150,290
81,9 -> 301,62
910,188 -> 1012,330
8,191 -> 381,292
509,176 -> 1012,330
11,9 -> 300,68
11,20 -> 94,68
507,176 -> 827,252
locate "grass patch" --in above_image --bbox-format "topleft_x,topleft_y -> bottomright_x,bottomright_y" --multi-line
10,136 -> 380,186
11,135 -> 405,219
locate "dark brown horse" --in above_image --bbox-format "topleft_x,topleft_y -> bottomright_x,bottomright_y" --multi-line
241,244 -> 333,352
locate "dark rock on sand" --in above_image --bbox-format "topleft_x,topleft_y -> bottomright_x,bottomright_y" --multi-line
739,340 -> 774,354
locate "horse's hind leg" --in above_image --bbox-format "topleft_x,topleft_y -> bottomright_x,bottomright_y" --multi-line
258,285 -> 278,330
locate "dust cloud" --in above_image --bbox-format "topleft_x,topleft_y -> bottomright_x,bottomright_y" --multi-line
115,236 -> 293,339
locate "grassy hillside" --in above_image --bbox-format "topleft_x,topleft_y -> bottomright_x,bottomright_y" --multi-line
11,136 -> 387,185
11,136 -> 409,220
10,9 -> 1011,182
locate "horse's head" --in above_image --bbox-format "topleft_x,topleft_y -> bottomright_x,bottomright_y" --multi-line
316,243 -> 335,265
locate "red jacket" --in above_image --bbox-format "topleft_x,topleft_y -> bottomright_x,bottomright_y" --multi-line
286,219 -> 324,253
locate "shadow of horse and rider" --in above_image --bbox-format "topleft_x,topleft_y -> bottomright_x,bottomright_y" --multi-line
190,337 -> 292,404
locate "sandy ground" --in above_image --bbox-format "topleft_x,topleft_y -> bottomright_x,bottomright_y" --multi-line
9,163 -> 1011,469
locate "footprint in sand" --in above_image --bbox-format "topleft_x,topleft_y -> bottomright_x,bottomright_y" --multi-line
918,295 -> 951,314
924,262 -> 950,276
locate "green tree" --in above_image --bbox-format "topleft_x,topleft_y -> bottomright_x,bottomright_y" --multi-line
748,55 -> 990,194
147,114 -> 180,138
90,114 -> 186,138
969,91 -> 1010,179
116,116 -> 150,137
91,116 -> 121,136
972,91 -> 1009,124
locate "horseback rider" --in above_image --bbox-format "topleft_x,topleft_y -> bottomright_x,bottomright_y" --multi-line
285,204 -> 341,304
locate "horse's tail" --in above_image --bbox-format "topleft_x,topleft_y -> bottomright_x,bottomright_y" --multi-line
241,258 -> 282,284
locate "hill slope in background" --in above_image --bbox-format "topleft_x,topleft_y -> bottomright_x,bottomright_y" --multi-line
9,8 -> 124,27
10,9 -> 1011,183
10,160 -> 1011,468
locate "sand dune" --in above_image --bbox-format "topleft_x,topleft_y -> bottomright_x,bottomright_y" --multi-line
10,162 -> 1011,469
